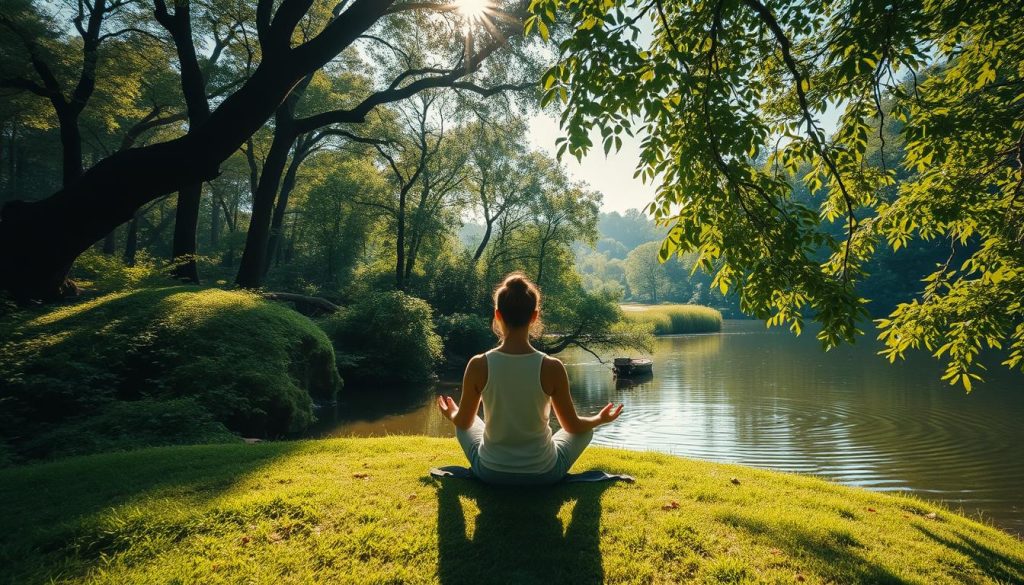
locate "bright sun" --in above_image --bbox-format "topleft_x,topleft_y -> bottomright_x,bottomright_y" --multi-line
455,0 -> 491,22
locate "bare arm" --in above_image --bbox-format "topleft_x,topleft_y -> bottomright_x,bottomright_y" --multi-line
437,354 -> 485,430
544,356 -> 623,434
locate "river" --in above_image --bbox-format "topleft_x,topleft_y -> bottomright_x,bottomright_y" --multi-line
316,320 -> 1024,535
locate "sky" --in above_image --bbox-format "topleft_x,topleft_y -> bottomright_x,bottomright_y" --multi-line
527,116 -> 656,216
528,103 -> 844,216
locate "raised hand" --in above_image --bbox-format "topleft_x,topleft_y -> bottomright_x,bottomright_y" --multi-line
597,402 -> 624,425
436,395 -> 459,422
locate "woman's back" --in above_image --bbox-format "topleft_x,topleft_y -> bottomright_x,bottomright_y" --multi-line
477,349 -> 557,474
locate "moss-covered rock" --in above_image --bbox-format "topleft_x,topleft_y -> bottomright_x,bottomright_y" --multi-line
0,287 -> 343,462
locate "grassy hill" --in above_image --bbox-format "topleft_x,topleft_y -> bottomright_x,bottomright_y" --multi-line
1,437 -> 1022,584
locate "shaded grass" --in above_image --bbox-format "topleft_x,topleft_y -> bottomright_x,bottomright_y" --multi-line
2,438 -> 1022,584
622,304 -> 724,335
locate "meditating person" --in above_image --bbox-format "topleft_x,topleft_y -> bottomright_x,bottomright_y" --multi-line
436,272 -> 624,485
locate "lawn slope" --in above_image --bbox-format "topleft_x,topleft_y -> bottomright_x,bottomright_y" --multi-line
1,437 -> 1022,584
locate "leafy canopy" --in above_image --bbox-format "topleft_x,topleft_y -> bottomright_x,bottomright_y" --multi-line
529,0 -> 1024,390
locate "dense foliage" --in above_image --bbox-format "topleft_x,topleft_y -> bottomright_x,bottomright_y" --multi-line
320,291 -> 444,385
435,312 -> 495,364
0,287 -> 342,463
532,0 -> 1024,389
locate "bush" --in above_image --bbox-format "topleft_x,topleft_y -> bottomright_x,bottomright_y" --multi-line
0,287 -> 343,462
71,249 -> 176,292
435,313 -> 494,363
320,291 -> 443,386
622,304 -> 723,334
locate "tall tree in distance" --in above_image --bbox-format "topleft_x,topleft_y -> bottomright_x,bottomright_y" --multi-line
0,0 -> 143,185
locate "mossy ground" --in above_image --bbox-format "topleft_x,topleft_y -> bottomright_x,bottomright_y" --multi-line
0,287 -> 342,462
1,437 -> 1021,584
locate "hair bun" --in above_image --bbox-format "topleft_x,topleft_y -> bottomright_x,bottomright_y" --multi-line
505,277 -> 528,290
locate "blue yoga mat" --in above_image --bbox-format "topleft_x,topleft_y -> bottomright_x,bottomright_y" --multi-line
429,465 -> 635,483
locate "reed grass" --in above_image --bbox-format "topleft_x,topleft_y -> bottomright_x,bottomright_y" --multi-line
621,303 -> 723,335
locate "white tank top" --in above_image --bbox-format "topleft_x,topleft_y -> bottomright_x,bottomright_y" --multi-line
477,349 -> 558,474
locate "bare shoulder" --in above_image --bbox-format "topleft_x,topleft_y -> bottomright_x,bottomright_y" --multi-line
541,354 -> 566,377
466,353 -> 489,374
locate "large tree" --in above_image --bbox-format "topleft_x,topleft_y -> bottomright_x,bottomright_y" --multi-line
532,0 -> 1024,389
0,0 -> 531,301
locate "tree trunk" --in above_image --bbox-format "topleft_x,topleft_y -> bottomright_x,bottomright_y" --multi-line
473,220 -> 493,262
210,190 -> 221,249
265,143 -> 305,276
236,116 -> 296,289
102,227 -> 117,255
536,240 -> 547,287
170,181 -> 202,282
123,213 -> 140,266
0,0 -> 394,301
395,191 -> 407,291
58,109 -> 84,185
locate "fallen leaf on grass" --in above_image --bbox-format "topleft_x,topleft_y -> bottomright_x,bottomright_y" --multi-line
269,532 -> 284,543
661,501 -> 680,511
795,574 -> 805,582
867,507 -> 876,513
353,473 -> 370,479
240,536 -> 250,545
730,477 -> 741,485
407,494 -> 417,500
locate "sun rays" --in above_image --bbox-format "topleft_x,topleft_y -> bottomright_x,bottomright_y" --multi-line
453,0 -> 518,70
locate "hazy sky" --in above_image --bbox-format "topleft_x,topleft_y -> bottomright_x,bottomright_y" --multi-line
528,107 -> 843,216
527,115 -> 655,215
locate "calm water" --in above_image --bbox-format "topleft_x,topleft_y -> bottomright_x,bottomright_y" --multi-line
318,320 -> 1024,534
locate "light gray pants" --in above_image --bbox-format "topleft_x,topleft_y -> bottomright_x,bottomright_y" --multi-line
455,416 -> 594,485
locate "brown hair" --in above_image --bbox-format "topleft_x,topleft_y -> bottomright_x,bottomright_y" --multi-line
492,272 -> 542,338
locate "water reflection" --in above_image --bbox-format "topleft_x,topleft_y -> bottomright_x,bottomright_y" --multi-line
318,321 -> 1024,534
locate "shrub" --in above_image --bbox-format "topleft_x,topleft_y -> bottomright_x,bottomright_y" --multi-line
320,291 -> 442,386
71,249 -> 176,292
622,304 -> 723,334
435,313 -> 494,363
0,287 -> 343,462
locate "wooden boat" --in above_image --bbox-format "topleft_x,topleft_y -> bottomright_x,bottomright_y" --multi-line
612,357 -> 653,377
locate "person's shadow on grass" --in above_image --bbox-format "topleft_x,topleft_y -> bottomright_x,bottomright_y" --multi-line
436,479 -> 612,585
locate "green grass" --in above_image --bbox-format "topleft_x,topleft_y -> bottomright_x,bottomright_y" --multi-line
622,303 -> 724,335
1,437 -> 1021,584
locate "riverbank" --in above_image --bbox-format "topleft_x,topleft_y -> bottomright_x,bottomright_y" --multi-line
2,437 -> 1021,584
